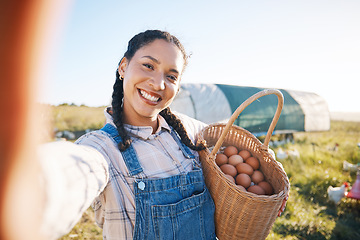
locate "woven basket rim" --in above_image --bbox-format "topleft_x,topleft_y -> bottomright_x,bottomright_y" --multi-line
199,123 -> 290,199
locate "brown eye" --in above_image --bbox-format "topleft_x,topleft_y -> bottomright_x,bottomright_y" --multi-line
167,75 -> 177,82
143,63 -> 154,70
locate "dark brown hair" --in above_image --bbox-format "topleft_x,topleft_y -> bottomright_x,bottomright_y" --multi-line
111,30 -> 206,152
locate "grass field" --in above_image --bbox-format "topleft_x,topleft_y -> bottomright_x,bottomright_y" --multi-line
48,104 -> 106,132
52,106 -> 360,240
267,120 -> 360,240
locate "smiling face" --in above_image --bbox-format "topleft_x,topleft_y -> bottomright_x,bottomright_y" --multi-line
118,39 -> 185,129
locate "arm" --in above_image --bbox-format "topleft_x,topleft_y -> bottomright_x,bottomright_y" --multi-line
37,141 -> 109,239
173,111 -> 208,142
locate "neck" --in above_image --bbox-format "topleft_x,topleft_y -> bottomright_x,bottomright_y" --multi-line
122,114 -> 159,133
121,101 -> 161,133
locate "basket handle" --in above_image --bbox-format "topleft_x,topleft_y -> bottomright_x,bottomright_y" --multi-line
210,89 -> 284,157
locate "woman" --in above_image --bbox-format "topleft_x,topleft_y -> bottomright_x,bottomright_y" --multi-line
75,30 -> 216,239
39,29 -> 287,239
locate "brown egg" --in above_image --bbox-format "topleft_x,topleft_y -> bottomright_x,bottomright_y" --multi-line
236,163 -> 254,176
223,146 -> 238,157
248,185 -> 266,195
224,174 -> 235,184
258,181 -> 274,195
239,150 -> 251,160
236,185 -> 247,191
251,170 -> 264,184
236,173 -> 251,188
228,154 -> 243,166
215,153 -> 228,166
220,164 -> 237,177
246,156 -> 260,170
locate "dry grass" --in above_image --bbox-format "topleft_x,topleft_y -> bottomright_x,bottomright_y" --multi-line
58,208 -> 102,240
49,105 -> 106,132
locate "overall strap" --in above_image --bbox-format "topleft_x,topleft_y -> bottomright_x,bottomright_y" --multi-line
169,127 -> 195,159
100,123 -> 143,176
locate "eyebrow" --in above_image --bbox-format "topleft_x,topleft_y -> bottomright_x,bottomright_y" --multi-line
142,55 -> 160,64
141,55 -> 179,74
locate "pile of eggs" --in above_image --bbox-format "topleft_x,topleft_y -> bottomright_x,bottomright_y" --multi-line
215,145 -> 274,195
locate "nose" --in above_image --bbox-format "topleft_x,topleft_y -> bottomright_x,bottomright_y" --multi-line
149,73 -> 165,90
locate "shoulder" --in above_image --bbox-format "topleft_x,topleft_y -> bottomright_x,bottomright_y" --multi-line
76,128 -> 110,144
173,111 -> 207,139
75,127 -> 118,158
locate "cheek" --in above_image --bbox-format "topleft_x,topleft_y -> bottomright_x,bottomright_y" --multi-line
122,81 -> 136,104
123,74 -> 137,92
166,83 -> 179,98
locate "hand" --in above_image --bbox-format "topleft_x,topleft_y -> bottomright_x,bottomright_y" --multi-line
277,193 -> 289,217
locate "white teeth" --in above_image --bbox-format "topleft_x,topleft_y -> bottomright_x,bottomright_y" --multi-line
140,90 -> 159,102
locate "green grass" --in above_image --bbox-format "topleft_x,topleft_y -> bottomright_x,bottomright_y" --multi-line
268,121 -> 360,240
54,108 -> 360,239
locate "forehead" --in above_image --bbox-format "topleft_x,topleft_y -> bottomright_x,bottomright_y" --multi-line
133,39 -> 185,72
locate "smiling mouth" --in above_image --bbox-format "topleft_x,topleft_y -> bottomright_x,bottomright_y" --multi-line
139,89 -> 161,103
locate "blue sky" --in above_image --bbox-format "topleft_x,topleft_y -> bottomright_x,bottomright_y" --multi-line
40,0 -> 360,112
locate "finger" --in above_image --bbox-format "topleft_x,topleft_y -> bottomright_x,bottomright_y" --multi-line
277,195 -> 289,217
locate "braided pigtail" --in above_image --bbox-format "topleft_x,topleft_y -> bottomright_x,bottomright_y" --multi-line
160,107 -> 206,151
111,69 -> 132,151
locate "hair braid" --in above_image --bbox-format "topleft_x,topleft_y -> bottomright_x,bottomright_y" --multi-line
160,107 -> 206,151
111,70 -> 132,151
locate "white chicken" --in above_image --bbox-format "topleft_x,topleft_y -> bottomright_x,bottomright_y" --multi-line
287,149 -> 300,160
276,148 -> 288,160
343,160 -> 360,173
327,182 -> 349,204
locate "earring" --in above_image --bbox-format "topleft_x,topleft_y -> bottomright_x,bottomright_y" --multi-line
118,69 -> 124,80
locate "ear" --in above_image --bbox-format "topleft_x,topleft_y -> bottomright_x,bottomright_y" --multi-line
118,57 -> 128,76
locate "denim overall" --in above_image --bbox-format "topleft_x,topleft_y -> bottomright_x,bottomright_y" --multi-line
101,123 -> 216,240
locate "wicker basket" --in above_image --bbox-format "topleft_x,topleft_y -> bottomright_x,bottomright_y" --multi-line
197,89 -> 290,240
